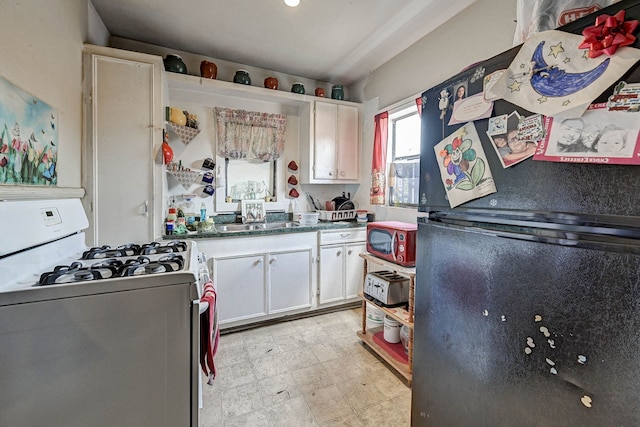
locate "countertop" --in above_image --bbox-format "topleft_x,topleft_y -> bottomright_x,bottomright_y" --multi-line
163,220 -> 367,240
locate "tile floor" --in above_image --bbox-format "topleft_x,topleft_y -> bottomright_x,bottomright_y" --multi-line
199,307 -> 411,426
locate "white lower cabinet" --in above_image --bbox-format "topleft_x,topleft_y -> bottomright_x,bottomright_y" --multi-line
197,233 -> 316,328
318,229 -> 366,305
214,255 -> 266,322
269,250 -> 312,313
345,242 -> 367,298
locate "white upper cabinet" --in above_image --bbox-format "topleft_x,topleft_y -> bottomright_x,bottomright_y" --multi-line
301,100 -> 361,184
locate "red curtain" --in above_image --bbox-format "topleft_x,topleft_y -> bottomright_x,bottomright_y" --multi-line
415,97 -> 422,115
370,112 -> 388,205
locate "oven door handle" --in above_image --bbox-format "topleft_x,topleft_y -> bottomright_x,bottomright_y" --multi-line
191,299 -> 201,426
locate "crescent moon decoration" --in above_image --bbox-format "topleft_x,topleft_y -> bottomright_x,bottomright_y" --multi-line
530,41 -> 610,98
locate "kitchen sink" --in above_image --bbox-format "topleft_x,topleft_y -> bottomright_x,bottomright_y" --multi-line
216,221 -> 299,232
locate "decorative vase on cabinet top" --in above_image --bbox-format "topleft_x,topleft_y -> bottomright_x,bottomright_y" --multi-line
233,70 -> 251,85
264,77 -> 278,90
200,60 -> 217,79
291,83 -> 305,94
315,87 -> 325,97
163,54 -> 187,74
331,84 -> 344,100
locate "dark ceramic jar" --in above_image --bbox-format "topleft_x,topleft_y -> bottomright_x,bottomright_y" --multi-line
163,55 -> 187,74
200,60 -> 217,79
233,70 -> 251,85
291,83 -> 305,94
331,84 -> 344,100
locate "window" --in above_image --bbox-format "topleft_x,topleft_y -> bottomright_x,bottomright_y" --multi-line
388,104 -> 420,207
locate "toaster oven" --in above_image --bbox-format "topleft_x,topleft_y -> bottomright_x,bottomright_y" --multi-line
363,270 -> 410,307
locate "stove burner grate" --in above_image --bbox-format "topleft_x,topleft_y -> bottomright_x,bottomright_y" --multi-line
140,241 -> 188,255
81,243 -> 142,259
39,263 -> 119,285
118,254 -> 185,277
38,253 -> 186,285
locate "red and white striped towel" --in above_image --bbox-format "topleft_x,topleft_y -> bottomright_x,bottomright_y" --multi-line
200,280 -> 219,385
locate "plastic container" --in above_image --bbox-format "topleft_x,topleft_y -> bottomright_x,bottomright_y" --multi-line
383,315 -> 402,343
400,324 -> 410,354
295,212 -> 319,225
366,302 -> 384,329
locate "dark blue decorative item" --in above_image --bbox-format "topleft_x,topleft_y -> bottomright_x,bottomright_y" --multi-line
331,84 -> 344,100
233,70 -> 251,85
163,55 -> 187,74
291,83 -> 305,94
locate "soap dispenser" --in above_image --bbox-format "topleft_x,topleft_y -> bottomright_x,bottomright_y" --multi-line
200,202 -> 207,222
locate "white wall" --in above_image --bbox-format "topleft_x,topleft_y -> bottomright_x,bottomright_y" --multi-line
352,0 -> 517,223
0,0 -> 89,191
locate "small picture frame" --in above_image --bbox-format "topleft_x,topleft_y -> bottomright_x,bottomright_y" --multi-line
241,199 -> 266,223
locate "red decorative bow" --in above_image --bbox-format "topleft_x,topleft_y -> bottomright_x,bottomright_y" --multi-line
579,10 -> 639,58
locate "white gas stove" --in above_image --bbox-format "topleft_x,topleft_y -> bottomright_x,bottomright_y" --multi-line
0,198 -> 204,427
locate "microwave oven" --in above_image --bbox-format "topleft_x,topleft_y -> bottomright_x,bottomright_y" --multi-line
365,221 -> 417,267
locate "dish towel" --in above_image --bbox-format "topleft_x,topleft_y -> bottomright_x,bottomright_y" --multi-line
200,280 -> 219,385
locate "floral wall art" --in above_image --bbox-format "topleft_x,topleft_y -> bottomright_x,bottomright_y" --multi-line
0,75 -> 58,185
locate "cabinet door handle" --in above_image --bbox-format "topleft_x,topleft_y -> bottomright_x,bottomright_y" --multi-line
255,258 -> 263,265
340,233 -> 349,238
143,200 -> 149,217
348,249 -> 353,255
269,257 -> 277,264
339,170 -> 345,177
336,250 -> 342,256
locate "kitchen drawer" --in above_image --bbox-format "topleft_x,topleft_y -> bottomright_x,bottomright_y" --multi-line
319,228 -> 365,245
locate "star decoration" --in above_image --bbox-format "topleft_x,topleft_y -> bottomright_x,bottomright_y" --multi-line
563,57 -> 571,64
538,96 -> 548,104
470,66 -> 486,83
582,50 -> 590,59
520,63 -> 526,69
508,80 -> 522,92
549,42 -> 565,58
579,10 -> 639,58
562,100 -> 571,106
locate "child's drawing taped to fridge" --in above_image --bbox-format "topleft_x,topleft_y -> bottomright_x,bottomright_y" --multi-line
434,121 -> 497,208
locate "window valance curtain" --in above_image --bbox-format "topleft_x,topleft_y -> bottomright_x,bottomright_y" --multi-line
214,107 -> 287,161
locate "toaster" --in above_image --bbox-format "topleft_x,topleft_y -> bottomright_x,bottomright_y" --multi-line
363,270 -> 410,307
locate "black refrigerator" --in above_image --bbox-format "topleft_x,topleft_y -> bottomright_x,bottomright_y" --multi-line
413,1 -> 640,426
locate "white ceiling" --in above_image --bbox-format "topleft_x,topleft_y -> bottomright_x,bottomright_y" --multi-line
90,0 -> 476,86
